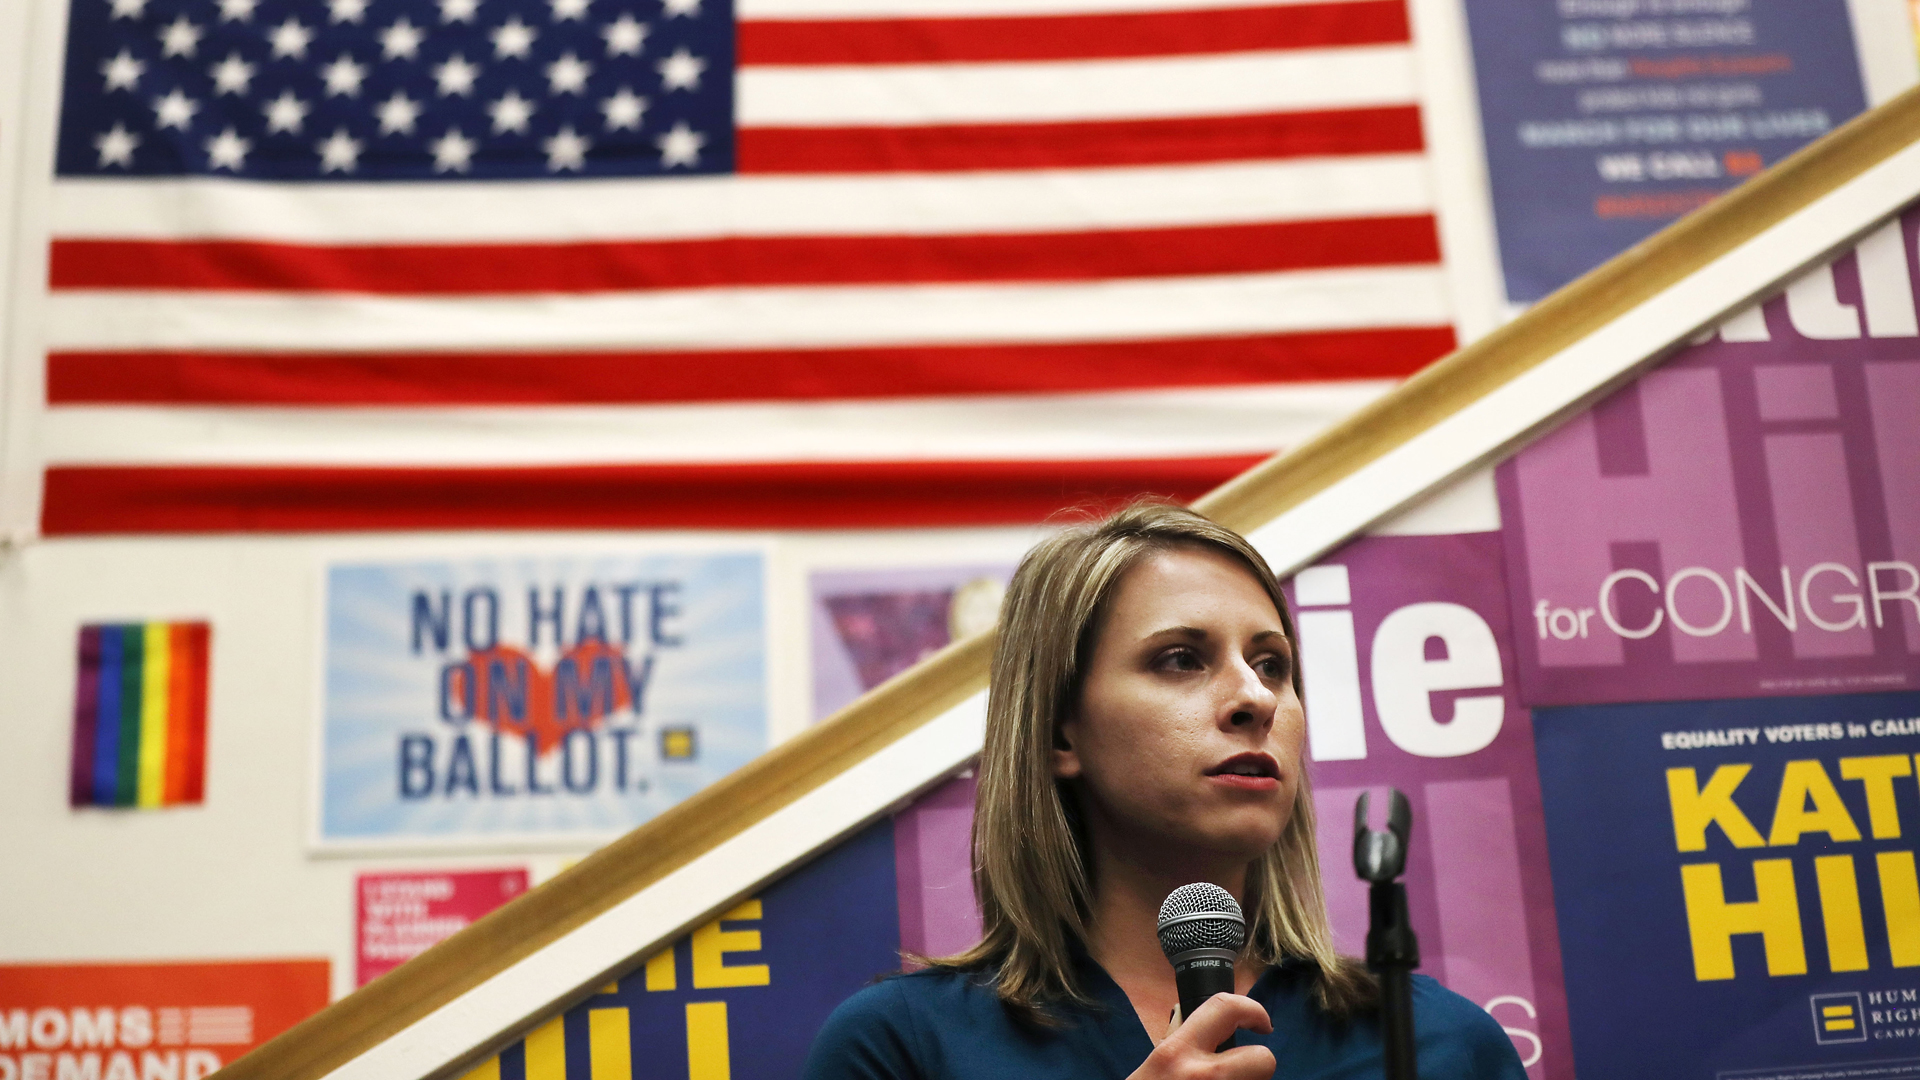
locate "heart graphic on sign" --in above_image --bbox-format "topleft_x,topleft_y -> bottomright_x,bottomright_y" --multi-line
443,640 -> 648,755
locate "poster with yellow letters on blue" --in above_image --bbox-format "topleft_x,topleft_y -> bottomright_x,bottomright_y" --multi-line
1534,691 -> 1920,1079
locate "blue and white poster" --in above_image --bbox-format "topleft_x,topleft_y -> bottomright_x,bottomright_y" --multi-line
1463,0 -> 1868,302
1535,691 -> 1920,1078
317,548 -> 767,848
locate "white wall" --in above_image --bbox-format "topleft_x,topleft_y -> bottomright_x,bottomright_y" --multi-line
0,524 -> 1048,1000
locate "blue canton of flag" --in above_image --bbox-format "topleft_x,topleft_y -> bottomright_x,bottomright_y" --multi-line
56,0 -> 735,178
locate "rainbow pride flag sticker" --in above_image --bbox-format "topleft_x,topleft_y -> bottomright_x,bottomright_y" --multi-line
70,622 -> 211,808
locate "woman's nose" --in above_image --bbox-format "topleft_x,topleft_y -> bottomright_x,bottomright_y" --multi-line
1224,659 -> 1277,728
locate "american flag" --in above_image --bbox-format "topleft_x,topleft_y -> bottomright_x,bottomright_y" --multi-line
43,0 -> 1453,533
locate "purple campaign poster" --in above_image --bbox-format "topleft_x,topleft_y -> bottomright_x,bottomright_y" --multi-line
1498,208 -> 1920,707
1287,532 -> 1570,1080
895,771 -> 983,963
1462,0 -> 1867,301
889,531 -> 1571,1078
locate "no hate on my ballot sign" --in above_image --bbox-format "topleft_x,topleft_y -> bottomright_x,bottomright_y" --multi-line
318,548 -> 767,849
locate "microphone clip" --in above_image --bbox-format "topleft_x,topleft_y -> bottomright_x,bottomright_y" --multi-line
1352,787 -> 1410,883
1352,787 -> 1419,972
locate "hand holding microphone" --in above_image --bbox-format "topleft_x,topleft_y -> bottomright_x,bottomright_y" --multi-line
1134,995 -> 1275,1080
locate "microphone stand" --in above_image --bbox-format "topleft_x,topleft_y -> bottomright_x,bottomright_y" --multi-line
1354,789 -> 1419,1080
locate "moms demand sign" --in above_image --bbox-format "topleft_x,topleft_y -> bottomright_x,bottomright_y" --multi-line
317,548 -> 767,849
0,960 -> 329,1080
1498,211 -> 1920,707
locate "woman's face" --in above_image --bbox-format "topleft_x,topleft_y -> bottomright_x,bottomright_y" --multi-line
1054,544 -> 1306,876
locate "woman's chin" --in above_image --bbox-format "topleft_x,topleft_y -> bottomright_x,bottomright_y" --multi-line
1172,824 -> 1285,873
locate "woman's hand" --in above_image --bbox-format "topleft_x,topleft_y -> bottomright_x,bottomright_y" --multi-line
1130,994 -> 1276,1080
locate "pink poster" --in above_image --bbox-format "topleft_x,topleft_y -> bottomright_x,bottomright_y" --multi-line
891,532 -> 1568,1079
1498,210 -> 1920,706
355,869 -> 529,986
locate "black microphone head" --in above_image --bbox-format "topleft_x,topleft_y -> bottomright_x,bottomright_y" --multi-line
1156,882 -> 1247,960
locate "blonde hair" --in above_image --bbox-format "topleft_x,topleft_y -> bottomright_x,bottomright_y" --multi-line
937,500 -> 1375,1021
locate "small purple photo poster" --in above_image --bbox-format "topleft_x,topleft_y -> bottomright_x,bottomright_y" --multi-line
810,565 -> 1012,721
890,532 -> 1568,1078
1498,207 -> 1920,707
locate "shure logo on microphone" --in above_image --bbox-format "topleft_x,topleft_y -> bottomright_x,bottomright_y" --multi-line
1291,564 -> 1506,762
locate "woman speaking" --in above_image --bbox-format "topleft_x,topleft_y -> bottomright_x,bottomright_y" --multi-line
804,503 -> 1526,1079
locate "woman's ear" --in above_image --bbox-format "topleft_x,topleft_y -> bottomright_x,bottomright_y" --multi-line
1051,717 -> 1082,779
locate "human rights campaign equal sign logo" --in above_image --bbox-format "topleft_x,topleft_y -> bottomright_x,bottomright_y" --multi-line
44,0 -> 1449,535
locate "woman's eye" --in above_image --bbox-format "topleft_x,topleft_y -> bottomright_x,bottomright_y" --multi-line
1255,655 -> 1290,680
1155,647 -> 1203,671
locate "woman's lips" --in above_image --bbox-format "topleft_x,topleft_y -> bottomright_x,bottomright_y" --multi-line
1205,752 -> 1281,792
1207,772 -> 1281,792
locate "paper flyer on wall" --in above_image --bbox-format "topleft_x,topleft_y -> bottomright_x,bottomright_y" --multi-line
1461,0 -> 1868,301
316,547 -> 767,849
356,868 -> 529,986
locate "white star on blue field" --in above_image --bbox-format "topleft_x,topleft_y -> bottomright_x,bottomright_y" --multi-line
57,0 -> 734,178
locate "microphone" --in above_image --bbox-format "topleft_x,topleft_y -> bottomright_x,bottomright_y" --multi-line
1156,882 -> 1246,1047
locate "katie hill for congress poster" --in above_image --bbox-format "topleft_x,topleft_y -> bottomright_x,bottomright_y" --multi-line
1535,690 -> 1920,1080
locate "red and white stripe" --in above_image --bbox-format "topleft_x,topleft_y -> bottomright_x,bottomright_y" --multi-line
43,0 -> 1452,534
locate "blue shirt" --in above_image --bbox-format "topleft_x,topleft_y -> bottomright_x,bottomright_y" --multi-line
803,956 -> 1528,1080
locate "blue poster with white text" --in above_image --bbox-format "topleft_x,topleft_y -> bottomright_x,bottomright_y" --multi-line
1535,692 -> 1920,1079
1463,0 -> 1867,302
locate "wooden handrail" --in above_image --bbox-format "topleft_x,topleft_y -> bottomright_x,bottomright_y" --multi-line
226,83 -> 1920,1080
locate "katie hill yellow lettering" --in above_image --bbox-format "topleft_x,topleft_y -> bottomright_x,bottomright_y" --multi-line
1814,855 -> 1869,972
1668,765 -> 1766,851
1769,760 -> 1862,846
685,1002 -> 730,1080
1671,757 -> 1920,981
645,948 -> 677,991
523,1015 -> 567,1080
497,897 -> 772,1080
1881,851 -> 1920,968
588,1008 -> 632,1080
1680,859 -> 1806,979
692,900 -> 771,989
1840,755 -> 1912,839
